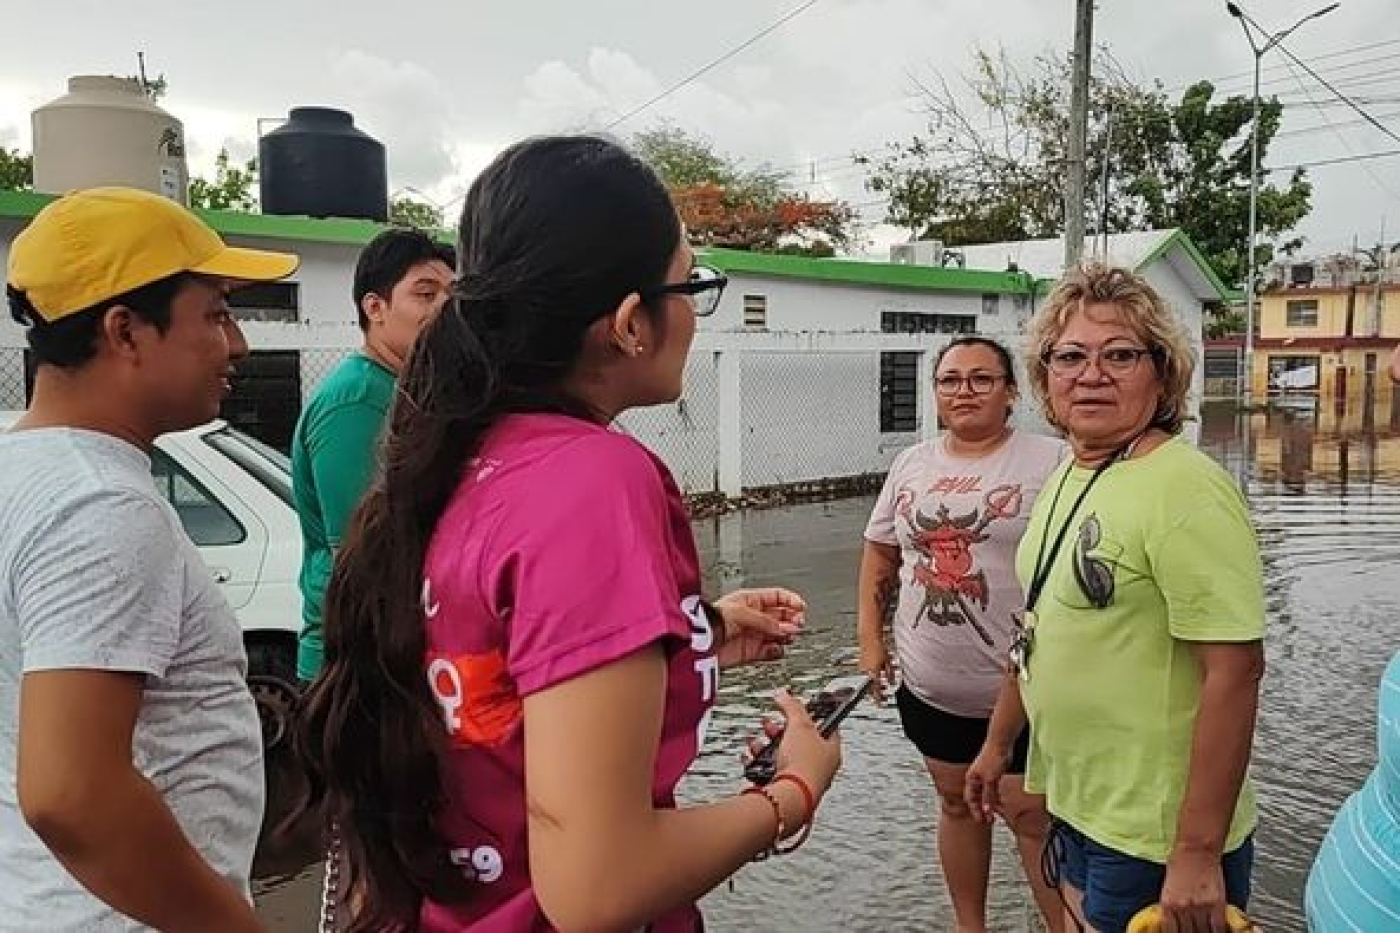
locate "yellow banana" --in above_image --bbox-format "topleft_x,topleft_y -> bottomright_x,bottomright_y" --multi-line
1126,904 -> 1258,933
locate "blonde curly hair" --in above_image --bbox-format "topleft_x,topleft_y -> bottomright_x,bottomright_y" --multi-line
1025,263 -> 1195,435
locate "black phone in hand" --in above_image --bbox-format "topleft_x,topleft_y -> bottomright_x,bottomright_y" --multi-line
743,674 -> 872,786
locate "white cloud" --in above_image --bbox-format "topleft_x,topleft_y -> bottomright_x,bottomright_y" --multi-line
1,0 -> 1392,253
519,59 -> 615,130
325,49 -> 458,190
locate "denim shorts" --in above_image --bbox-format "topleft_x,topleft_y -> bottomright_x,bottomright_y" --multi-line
1052,821 -> 1254,933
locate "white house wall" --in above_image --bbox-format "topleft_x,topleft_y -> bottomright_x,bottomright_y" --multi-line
703,274 -> 995,334
1138,255 -> 1207,442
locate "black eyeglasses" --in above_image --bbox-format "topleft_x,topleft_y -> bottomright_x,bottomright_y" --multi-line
935,373 -> 1007,396
1044,345 -> 1156,380
639,265 -> 727,317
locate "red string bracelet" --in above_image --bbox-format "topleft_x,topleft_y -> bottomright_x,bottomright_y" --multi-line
770,772 -> 816,853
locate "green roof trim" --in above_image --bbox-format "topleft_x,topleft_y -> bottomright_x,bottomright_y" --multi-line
0,188 -> 450,247
1135,229 -> 1235,302
0,188 -> 55,220
699,247 -> 1050,295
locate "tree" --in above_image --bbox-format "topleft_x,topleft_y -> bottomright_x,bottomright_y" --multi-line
389,195 -> 444,229
126,73 -> 168,102
633,126 -> 859,255
860,47 -> 1313,288
0,148 -> 33,190
188,148 -> 257,211
1204,306 -> 1246,339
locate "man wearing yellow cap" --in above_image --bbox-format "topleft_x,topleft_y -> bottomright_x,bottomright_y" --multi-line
1,187 -> 297,931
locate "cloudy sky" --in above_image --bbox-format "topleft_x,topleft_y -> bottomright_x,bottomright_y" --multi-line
3,0 -> 1396,263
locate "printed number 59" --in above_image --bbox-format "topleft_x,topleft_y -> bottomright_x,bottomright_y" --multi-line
449,845 -> 504,883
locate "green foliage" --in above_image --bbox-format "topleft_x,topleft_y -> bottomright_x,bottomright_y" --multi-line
389,196 -> 444,229
861,47 -> 1313,287
188,148 -> 258,211
1205,307 -> 1246,339
0,148 -> 33,190
632,125 -> 859,255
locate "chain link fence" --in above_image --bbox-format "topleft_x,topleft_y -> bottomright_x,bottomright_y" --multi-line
738,350 -> 912,489
617,354 -> 720,495
0,347 -> 26,410
299,347 -> 357,404
0,339 -> 933,502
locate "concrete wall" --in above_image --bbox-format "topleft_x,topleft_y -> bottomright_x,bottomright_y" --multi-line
702,273 -> 993,334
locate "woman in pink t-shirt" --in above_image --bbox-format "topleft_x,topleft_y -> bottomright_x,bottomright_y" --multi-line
291,136 -> 842,933
858,336 -> 1067,933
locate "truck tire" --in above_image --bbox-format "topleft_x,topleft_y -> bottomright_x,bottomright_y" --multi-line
246,639 -> 299,751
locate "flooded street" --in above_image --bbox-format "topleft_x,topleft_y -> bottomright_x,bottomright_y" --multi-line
254,395 -> 1400,931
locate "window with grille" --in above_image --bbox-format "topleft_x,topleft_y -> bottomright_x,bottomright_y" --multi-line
229,281 -> 301,323
880,312 -> 976,334
880,351 -> 919,433
743,294 -> 767,330
981,293 -> 1001,316
219,350 -> 303,452
1285,299 -> 1319,327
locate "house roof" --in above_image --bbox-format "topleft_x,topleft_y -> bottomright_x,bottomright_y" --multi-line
1,188 -> 1052,296
0,188 -> 414,247
700,247 -> 1048,296
954,229 -> 1236,303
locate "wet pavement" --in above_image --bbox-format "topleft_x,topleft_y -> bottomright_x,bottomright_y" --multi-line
254,394 -> 1400,931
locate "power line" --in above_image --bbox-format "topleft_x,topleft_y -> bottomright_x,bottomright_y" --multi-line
605,0 -> 821,130
1267,148 -> 1400,173
1271,35 -> 1400,147
1162,35 -> 1400,93
1279,58 -> 1400,202
1275,109 -> 1400,140
645,30 -> 1400,206
765,37 -> 1400,186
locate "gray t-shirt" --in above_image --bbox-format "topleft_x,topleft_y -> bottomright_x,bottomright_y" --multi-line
0,428 -> 264,931
865,430 -> 1068,718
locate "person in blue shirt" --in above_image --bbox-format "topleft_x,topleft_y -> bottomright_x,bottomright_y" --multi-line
1305,346 -> 1400,932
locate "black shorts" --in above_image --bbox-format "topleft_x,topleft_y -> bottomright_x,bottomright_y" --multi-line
895,684 -> 1030,773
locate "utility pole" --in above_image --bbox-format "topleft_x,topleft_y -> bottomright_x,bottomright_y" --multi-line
1375,217 -> 1386,337
1063,0 -> 1094,270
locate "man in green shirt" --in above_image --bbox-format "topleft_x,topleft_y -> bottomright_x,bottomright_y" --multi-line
292,229 -> 454,681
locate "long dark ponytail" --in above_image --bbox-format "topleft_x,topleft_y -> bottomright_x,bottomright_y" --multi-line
290,135 -> 681,931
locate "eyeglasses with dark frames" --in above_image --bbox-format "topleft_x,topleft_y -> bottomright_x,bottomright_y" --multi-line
1044,345 -> 1156,380
639,265 -> 728,317
934,373 -> 1007,396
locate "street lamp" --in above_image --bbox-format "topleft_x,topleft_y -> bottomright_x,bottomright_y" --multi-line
1226,1 -> 1339,404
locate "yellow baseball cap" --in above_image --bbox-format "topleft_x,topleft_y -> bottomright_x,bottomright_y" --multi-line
7,186 -> 300,322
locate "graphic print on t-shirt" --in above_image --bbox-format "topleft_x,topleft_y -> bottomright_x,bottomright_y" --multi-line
1071,512 -> 1119,609
895,480 -> 1024,646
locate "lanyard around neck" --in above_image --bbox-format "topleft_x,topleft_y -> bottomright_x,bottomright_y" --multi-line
1024,437 -> 1140,613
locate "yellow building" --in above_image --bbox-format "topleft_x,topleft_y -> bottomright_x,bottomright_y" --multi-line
1251,279 -> 1400,400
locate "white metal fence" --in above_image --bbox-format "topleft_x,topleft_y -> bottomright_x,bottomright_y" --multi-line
2,331 -> 1061,500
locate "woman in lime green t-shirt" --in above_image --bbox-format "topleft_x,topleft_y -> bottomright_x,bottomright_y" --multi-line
965,264 -> 1266,933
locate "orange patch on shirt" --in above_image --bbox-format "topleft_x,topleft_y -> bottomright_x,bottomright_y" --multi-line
427,649 -> 522,747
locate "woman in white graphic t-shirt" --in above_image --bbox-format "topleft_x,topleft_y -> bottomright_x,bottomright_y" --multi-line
858,335 -> 1067,933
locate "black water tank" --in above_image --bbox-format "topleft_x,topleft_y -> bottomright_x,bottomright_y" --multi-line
259,107 -> 388,221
